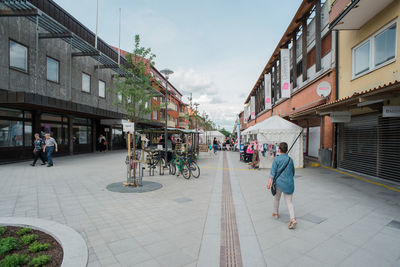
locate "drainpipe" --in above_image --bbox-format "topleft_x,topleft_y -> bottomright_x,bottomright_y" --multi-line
333,30 -> 339,168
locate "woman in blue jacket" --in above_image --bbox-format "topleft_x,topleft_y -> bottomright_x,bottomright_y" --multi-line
267,142 -> 296,229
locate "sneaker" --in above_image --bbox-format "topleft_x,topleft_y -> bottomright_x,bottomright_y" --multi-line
288,220 -> 297,229
41,163 -> 46,165
47,164 -> 53,167
30,163 -> 35,166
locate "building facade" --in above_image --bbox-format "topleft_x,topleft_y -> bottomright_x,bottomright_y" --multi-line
320,0 -> 400,183
243,0 -> 336,166
0,0 -> 143,162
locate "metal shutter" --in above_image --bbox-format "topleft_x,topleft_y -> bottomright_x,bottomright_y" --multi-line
378,116 -> 400,182
339,114 -> 378,177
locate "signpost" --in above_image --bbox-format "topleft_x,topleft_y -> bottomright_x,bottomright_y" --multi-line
316,81 -> 332,97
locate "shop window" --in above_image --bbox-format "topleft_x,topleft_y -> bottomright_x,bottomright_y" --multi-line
46,57 -> 59,83
0,120 -> 24,147
99,80 -> 106,98
0,108 -> 23,118
41,122 -> 63,144
82,73 -> 91,93
9,40 -> 28,72
73,125 -> 91,145
24,122 -> 32,146
353,20 -> 397,78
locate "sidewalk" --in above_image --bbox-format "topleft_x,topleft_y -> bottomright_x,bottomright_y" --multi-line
0,151 -> 399,266
226,152 -> 400,267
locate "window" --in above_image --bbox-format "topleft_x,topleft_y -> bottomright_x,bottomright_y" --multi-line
9,40 -> 28,72
352,21 -> 397,78
72,117 -> 91,145
82,73 -> 91,93
99,80 -> 106,98
375,24 -> 396,66
354,41 -> 370,76
0,120 -> 24,147
46,57 -> 59,83
41,113 -> 68,144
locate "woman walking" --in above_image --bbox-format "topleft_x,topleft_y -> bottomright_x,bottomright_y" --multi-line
213,137 -> 218,154
267,142 -> 296,229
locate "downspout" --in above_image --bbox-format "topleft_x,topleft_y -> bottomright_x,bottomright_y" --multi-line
333,30 -> 339,168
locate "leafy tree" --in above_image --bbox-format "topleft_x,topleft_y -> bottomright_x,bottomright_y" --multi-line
109,35 -> 160,184
219,128 -> 230,137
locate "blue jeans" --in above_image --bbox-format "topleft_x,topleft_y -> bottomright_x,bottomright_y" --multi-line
213,144 -> 218,154
46,147 -> 54,165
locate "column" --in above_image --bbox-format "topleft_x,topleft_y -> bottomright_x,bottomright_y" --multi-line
302,16 -> 308,82
315,0 -> 322,72
68,115 -> 73,155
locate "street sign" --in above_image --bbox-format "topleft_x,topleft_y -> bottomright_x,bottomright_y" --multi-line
330,111 -> 351,123
383,106 -> 400,117
316,81 -> 332,97
122,122 -> 135,133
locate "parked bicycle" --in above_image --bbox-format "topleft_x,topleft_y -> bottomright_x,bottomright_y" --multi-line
186,152 -> 200,178
169,152 -> 191,179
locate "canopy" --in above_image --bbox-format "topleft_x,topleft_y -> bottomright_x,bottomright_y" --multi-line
246,116 -> 304,168
199,130 -> 225,144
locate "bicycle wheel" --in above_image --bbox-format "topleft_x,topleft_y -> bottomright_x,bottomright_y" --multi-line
181,163 -> 191,179
169,162 -> 176,175
189,162 -> 200,178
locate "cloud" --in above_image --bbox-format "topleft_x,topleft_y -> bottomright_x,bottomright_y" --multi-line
170,68 -> 217,96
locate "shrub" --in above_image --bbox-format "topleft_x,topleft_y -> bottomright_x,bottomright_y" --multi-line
28,241 -> 50,253
28,255 -> 51,267
20,234 -> 38,246
0,253 -> 29,267
0,237 -> 19,255
16,228 -> 32,236
0,227 -> 5,236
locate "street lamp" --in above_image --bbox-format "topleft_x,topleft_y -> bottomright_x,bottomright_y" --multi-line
160,68 -> 173,167
194,102 -> 199,154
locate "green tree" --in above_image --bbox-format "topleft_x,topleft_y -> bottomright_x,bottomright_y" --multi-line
109,35 -> 159,184
219,128 -> 230,137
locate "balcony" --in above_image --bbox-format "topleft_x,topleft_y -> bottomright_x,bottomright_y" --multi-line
179,112 -> 186,117
330,0 -> 393,30
160,102 -> 176,111
179,121 -> 189,129
167,120 -> 176,128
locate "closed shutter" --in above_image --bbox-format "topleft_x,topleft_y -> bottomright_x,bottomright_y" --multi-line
339,114 -> 378,177
339,114 -> 400,183
378,116 -> 400,182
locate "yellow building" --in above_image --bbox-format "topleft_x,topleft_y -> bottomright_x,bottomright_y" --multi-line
318,0 -> 400,182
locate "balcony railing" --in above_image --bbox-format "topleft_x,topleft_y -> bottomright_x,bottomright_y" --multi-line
167,120 -> 176,127
179,112 -> 186,117
160,102 -> 177,111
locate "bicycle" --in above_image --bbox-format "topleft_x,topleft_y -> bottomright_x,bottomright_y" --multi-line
186,152 -> 200,178
169,152 -> 191,179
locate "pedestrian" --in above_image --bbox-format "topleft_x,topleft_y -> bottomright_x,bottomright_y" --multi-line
213,137 -> 218,154
43,133 -> 58,167
30,133 -> 46,166
225,137 -> 230,151
266,142 -> 296,229
98,134 -> 106,152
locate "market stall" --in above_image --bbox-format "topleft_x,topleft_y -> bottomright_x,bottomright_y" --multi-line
199,130 -> 225,146
247,116 -> 303,168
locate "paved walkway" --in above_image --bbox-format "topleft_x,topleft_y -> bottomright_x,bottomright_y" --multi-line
0,150 -> 399,266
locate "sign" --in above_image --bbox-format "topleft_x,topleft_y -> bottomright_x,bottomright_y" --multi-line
316,81 -> 332,97
265,73 -> 272,110
330,111 -> 351,123
280,49 -> 291,98
236,119 -> 241,151
122,122 -> 135,133
244,103 -> 249,123
383,106 -> 400,117
250,96 -> 256,120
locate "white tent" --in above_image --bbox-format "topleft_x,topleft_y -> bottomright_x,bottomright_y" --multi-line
199,130 -> 225,145
249,116 -> 303,168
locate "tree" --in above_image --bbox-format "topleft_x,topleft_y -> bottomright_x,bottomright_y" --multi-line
219,128 -> 230,137
109,35 -> 159,185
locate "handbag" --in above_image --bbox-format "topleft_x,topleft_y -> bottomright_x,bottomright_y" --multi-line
271,157 -> 291,196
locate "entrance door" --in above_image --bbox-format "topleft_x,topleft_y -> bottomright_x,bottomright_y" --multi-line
308,126 -> 320,158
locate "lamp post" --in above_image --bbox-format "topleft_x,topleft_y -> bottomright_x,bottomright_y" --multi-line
194,102 -> 199,154
160,68 -> 173,167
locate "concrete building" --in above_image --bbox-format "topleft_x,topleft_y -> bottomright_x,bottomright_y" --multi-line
0,0 -> 154,162
243,0 -> 336,166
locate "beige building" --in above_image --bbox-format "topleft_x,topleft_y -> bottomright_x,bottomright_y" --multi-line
319,0 -> 400,182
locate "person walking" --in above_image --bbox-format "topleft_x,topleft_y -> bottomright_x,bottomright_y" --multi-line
266,142 -> 296,229
30,133 -> 46,166
213,137 -> 218,154
43,133 -> 58,167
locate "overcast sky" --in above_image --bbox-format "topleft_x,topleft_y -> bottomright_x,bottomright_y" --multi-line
55,0 -> 300,131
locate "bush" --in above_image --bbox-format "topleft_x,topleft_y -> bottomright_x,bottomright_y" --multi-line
20,234 -> 38,246
0,253 -> 29,267
0,237 -> 19,255
28,241 -> 50,253
0,227 -> 5,236
28,255 -> 51,267
16,228 -> 32,236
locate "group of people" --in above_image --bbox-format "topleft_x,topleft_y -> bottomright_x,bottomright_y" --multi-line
31,133 -> 58,167
210,136 -> 238,154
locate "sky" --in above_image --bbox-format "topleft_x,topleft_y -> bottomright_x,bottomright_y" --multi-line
54,0 -> 301,131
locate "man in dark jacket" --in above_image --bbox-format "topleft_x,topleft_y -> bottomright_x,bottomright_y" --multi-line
31,133 -> 46,166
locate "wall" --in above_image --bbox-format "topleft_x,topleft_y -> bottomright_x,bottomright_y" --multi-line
0,16 -> 124,114
338,1 -> 400,98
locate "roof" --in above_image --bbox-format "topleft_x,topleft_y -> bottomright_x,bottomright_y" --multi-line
291,80 -> 400,118
244,0 -> 315,104
248,115 -> 302,134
